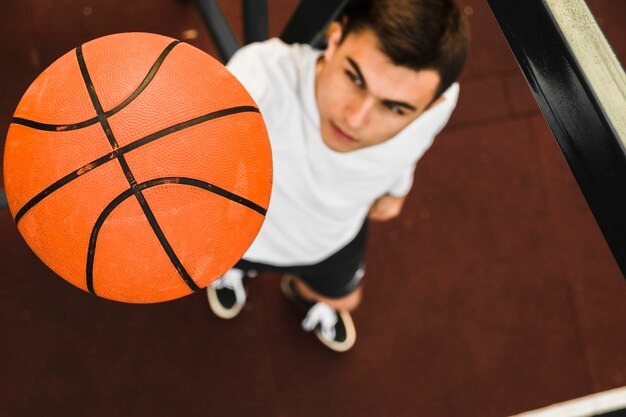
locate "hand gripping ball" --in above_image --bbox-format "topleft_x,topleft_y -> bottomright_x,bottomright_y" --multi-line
3,32 -> 272,303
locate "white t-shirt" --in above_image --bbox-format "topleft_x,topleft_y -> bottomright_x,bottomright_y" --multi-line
227,39 -> 458,266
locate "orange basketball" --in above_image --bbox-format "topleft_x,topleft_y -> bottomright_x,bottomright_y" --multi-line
3,32 -> 272,303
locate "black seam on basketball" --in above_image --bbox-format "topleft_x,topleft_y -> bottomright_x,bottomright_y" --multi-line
13,106 -> 262,224
84,184 -> 201,295
77,44 -> 204,294
11,116 -> 99,132
11,40 -> 180,132
135,189 -> 202,292
85,177 -> 265,294
106,40 -> 180,118
86,186 -> 200,295
163,177 -> 267,215
77,45 -> 121,149
86,187 -> 134,294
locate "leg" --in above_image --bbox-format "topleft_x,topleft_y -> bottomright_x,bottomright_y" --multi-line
281,265 -> 364,352
290,274 -> 362,311
284,274 -> 359,352
281,223 -> 367,352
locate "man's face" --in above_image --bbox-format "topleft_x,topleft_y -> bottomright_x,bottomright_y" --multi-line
315,25 -> 442,153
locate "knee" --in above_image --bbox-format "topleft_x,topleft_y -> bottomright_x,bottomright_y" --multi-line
294,277 -> 362,311
335,287 -> 362,311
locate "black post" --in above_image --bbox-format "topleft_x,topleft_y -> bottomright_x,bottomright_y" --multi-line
0,190 -> 7,210
195,0 -> 240,61
243,0 -> 268,44
280,0 -> 352,47
487,0 -> 626,278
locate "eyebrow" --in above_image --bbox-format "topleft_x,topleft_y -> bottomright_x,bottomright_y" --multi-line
346,57 -> 418,113
382,99 -> 417,112
346,57 -> 367,88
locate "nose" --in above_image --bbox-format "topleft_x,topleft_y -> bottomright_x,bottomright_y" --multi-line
344,97 -> 374,130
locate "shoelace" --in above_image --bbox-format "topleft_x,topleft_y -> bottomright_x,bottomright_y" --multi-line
212,269 -> 246,304
302,302 -> 337,341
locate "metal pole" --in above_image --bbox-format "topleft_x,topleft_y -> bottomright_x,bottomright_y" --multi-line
195,0 -> 240,61
487,0 -> 626,278
280,0 -> 351,47
243,0 -> 268,44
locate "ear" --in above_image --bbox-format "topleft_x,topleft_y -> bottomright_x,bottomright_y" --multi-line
324,21 -> 344,61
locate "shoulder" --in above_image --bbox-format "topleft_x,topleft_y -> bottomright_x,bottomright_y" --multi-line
228,38 -> 291,62
371,82 -> 460,160
419,82 -> 460,128
227,39 -> 316,87
226,39 -> 318,107
438,82 -> 460,112
230,38 -> 316,64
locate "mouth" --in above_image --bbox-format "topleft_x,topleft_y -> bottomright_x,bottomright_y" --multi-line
329,121 -> 358,144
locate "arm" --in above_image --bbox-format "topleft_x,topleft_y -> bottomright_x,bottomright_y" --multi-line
367,161 -> 415,222
368,193 -> 407,222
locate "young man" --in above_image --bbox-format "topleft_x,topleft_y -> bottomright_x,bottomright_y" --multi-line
207,0 -> 469,352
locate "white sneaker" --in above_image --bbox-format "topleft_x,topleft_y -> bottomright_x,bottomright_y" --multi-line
206,269 -> 248,319
301,302 -> 356,352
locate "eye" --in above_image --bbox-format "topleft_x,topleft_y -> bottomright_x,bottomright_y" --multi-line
385,103 -> 406,116
344,70 -> 364,88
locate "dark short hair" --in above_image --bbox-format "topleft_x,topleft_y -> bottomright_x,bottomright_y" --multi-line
340,0 -> 469,100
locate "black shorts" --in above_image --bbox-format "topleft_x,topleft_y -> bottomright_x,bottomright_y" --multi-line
234,222 -> 367,299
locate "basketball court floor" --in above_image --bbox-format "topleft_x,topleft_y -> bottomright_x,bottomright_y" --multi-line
1,1 -> 625,416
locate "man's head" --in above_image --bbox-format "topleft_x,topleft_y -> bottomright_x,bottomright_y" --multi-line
315,0 -> 469,152
341,0 -> 469,100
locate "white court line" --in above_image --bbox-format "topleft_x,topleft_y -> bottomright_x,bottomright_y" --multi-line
511,386 -> 626,417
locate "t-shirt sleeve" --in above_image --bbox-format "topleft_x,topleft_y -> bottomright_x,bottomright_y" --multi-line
387,162 -> 417,197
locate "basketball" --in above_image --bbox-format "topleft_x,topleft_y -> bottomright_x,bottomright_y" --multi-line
3,32 -> 272,303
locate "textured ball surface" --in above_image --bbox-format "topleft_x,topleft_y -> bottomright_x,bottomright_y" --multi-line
3,32 -> 272,303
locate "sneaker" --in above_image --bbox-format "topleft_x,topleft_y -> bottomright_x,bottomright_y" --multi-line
302,302 -> 356,352
207,268 -> 248,319
281,275 -> 356,352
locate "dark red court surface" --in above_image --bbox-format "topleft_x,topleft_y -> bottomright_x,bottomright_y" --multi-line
1,1 -> 625,416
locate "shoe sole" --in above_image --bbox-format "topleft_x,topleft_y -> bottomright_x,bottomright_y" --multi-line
314,309 -> 356,352
206,285 -> 245,320
280,274 -> 298,303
